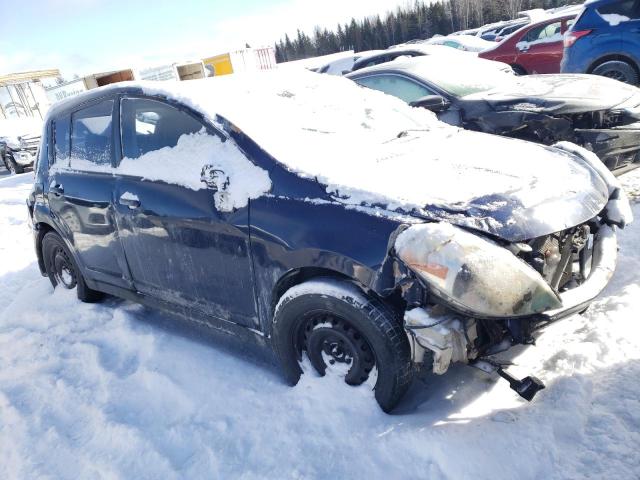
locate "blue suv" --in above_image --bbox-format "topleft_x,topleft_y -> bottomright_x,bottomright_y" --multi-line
562,0 -> 640,84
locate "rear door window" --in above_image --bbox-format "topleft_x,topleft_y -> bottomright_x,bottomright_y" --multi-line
120,98 -> 204,159
598,0 -> 640,19
70,100 -> 114,169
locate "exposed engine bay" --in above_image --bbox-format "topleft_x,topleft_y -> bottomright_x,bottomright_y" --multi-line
469,108 -> 640,175
385,151 -> 632,401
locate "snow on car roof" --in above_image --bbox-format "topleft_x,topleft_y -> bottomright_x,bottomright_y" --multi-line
353,44 -> 471,66
98,70 -> 603,234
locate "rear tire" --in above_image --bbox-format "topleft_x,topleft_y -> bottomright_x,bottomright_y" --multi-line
272,279 -> 413,412
591,60 -> 639,85
6,156 -> 22,174
42,231 -> 104,303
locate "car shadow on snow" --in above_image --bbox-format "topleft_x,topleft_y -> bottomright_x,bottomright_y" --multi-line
123,302 -> 283,378
1,246 -> 638,427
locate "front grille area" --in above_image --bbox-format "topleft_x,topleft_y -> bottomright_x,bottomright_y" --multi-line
518,225 -> 592,292
569,111 -> 628,129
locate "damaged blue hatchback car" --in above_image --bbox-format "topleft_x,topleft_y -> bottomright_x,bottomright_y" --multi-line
27,71 -> 632,411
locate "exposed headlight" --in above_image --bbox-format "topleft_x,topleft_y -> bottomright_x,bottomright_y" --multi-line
395,223 -> 562,317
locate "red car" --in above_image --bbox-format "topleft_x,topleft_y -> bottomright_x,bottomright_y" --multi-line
479,14 -> 577,74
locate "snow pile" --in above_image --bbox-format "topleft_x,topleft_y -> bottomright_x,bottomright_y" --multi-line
1,172 -> 640,479
620,166 -> 640,201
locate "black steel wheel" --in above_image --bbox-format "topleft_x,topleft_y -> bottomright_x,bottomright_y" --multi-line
272,279 -> 413,412
301,313 -> 376,385
42,231 -> 104,302
592,60 -> 639,85
51,244 -> 77,289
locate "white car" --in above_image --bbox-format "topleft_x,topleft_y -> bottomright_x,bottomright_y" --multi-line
425,34 -> 497,53
350,44 -> 512,74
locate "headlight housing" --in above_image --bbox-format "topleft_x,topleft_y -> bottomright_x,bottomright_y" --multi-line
395,222 -> 562,318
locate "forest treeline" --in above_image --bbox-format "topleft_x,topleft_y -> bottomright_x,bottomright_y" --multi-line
274,0 -> 581,62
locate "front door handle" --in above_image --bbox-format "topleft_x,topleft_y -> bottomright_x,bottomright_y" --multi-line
119,193 -> 141,209
50,183 -> 64,196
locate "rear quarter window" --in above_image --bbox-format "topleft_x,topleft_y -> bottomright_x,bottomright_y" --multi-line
52,115 -> 70,166
70,100 -> 114,168
597,0 -> 640,19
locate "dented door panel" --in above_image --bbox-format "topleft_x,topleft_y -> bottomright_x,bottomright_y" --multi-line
113,177 -> 259,328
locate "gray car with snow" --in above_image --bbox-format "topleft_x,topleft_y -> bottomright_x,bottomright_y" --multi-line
28,71 -> 633,411
348,56 -> 640,174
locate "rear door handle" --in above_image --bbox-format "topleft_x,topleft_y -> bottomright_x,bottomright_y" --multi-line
119,193 -> 141,209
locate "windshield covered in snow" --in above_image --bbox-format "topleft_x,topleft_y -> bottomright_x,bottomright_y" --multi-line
138,70 -> 444,170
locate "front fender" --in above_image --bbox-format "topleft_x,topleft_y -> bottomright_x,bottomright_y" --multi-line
248,195 -> 411,334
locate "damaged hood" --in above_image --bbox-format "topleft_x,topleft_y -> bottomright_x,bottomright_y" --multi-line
325,129 -> 609,242
462,74 -> 640,115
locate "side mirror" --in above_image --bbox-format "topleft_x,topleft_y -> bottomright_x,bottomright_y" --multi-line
409,95 -> 451,113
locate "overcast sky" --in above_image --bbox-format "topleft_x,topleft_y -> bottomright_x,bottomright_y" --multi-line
1,0 -> 409,78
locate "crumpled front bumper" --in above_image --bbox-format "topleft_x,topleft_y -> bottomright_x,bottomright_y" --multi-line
576,127 -> 640,175
402,144 -> 632,372
539,224 -> 617,322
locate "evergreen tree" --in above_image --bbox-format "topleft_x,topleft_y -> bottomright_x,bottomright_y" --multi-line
274,0 -> 581,62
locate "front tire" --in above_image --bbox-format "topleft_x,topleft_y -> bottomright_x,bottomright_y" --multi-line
5,156 -> 22,174
592,60 -> 639,85
510,64 -> 527,76
272,279 -> 413,412
42,231 -> 104,302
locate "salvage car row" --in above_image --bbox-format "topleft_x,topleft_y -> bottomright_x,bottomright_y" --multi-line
321,0 -> 640,83
26,63 -> 634,411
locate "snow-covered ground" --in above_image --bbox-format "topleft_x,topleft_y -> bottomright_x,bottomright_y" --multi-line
1,170 -> 639,479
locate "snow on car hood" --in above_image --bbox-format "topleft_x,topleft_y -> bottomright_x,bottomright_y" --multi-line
464,74 -> 640,114
319,129 -> 609,242
109,70 -> 608,242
